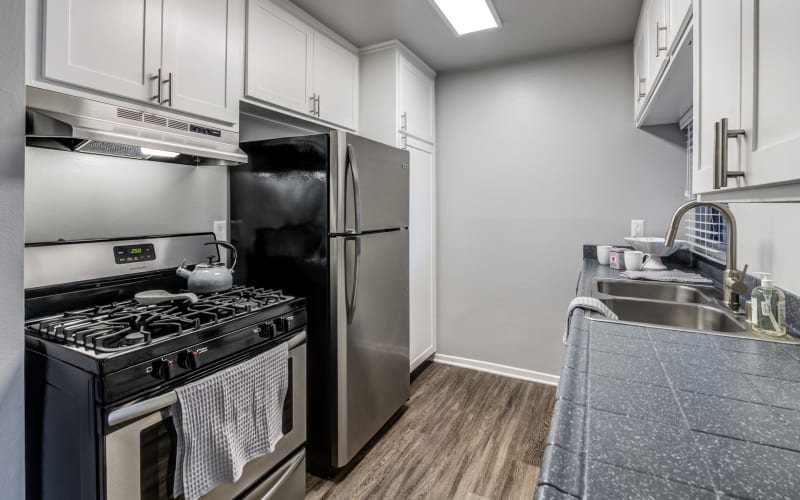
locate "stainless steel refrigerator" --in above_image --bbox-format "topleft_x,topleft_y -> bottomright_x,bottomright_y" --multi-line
230,131 -> 410,476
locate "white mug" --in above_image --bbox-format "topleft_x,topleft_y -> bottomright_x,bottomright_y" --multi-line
624,250 -> 650,271
597,245 -> 612,265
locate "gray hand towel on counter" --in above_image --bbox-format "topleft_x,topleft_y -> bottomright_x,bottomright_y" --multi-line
564,296 -> 618,343
171,342 -> 289,500
620,269 -> 713,284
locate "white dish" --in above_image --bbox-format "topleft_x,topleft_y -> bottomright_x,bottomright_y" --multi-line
623,237 -> 688,270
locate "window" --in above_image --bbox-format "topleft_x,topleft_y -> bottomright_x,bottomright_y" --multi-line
680,114 -> 728,264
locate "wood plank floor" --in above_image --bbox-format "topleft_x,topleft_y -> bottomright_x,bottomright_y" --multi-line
306,362 -> 557,500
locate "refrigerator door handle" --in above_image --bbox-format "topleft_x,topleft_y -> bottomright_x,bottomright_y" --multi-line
345,237 -> 361,325
346,144 -> 362,234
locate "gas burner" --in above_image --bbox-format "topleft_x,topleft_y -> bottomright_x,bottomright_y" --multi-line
26,286 -> 293,353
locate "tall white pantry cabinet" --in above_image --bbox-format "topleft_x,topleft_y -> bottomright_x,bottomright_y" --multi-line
360,41 -> 437,372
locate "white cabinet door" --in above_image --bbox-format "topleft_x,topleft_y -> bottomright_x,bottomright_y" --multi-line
667,0 -> 692,50
399,56 -> 435,144
162,0 -> 237,123
407,138 -> 435,372
646,0 -> 669,85
312,32 -> 358,130
633,23 -> 649,118
693,0 -> 743,194
43,0 -> 162,103
739,0 -> 800,188
245,0 -> 313,116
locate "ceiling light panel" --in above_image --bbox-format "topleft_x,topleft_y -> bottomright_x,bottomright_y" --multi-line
431,0 -> 502,36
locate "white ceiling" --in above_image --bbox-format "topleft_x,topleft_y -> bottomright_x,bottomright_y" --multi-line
290,0 -> 643,72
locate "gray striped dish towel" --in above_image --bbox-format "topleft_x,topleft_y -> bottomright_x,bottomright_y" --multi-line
620,269 -> 713,284
171,342 -> 288,500
564,297 -> 618,344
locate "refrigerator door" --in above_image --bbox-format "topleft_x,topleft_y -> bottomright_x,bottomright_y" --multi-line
331,132 -> 409,235
330,229 -> 410,467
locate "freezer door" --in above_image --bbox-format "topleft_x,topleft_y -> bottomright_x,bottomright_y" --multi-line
330,230 -> 410,467
331,132 -> 409,234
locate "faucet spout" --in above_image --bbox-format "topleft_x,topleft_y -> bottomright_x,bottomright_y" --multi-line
663,200 -> 743,313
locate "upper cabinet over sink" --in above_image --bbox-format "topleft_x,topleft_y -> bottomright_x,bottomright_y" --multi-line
244,0 -> 359,131
693,0 -> 800,199
34,0 -> 242,124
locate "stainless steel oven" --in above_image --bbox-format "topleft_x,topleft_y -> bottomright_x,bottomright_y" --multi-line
103,333 -> 307,500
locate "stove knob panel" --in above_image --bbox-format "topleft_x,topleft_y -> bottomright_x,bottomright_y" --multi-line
275,316 -> 294,333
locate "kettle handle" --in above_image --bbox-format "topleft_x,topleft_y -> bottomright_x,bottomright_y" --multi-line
204,241 -> 238,273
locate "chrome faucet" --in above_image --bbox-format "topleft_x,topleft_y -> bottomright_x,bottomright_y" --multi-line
664,200 -> 748,313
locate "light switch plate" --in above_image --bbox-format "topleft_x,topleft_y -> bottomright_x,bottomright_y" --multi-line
631,219 -> 645,237
213,220 -> 227,241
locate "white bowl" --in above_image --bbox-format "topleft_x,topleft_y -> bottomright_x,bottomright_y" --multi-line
624,237 -> 688,257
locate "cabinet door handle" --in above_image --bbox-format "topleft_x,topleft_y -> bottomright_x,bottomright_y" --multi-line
151,68 -> 162,104
309,94 -> 317,115
316,94 -> 321,116
400,134 -> 407,150
656,22 -> 668,56
717,118 -> 745,187
637,74 -> 646,99
401,112 -> 407,131
160,72 -> 173,106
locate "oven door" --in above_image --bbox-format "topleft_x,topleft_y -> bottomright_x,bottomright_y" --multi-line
104,334 -> 306,500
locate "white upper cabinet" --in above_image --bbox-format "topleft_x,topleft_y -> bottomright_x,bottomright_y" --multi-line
360,41 -> 436,148
738,0 -> 800,189
693,0 -> 800,197
646,0 -> 669,85
42,0 -> 163,104
312,32 -> 358,130
693,0 -> 742,194
245,0 -> 313,116
244,0 -> 358,130
39,0 -> 240,123
399,56 -> 435,144
161,0 -> 240,123
633,18 -> 649,118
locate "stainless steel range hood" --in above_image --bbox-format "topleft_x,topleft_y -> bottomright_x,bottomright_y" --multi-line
26,87 -> 247,166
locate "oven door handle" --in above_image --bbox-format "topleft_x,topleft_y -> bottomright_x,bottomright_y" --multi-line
248,448 -> 305,500
107,330 -> 307,427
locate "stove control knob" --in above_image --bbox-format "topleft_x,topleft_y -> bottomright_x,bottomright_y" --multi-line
179,350 -> 201,370
262,322 -> 277,338
155,358 -> 176,380
276,316 -> 294,333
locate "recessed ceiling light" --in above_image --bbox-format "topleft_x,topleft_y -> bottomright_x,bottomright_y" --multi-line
141,148 -> 180,158
430,0 -> 502,36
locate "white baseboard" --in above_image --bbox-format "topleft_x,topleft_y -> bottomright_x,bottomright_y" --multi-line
410,345 -> 436,372
433,354 -> 560,386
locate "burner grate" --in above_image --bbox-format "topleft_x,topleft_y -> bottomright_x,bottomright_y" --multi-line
26,286 -> 293,353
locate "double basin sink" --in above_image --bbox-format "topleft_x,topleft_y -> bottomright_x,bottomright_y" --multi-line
590,278 -> 800,344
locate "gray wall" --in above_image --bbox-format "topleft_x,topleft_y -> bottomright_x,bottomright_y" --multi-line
0,0 -> 26,496
731,203 -> 800,295
25,148 -> 229,242
435,44 -> 688,377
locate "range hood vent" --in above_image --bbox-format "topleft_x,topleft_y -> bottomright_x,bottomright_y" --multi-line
25,87 -> 247,166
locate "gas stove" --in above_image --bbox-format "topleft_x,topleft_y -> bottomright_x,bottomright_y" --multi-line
23,233 -> 308,402
27,286 -> 296,354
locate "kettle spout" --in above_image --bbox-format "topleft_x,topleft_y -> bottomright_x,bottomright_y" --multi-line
176,259 -> 191,279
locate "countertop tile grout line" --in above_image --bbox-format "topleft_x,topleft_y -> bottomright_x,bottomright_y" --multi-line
645,326 -> 723,497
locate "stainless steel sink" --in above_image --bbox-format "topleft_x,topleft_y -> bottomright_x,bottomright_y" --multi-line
594,279 -> 718,305
589,278 -> 800,344
595,298 -> 749,334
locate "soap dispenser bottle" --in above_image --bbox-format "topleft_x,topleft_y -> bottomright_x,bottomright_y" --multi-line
750,272 -> 787,337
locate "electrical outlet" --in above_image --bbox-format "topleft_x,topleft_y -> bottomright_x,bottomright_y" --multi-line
213,220 -> 227,241
631,219 -> 645,237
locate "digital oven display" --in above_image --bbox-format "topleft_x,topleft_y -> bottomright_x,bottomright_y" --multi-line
114,244 -> 156,264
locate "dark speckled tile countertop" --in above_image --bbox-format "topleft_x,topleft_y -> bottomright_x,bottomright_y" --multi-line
535,258 -> 800,500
